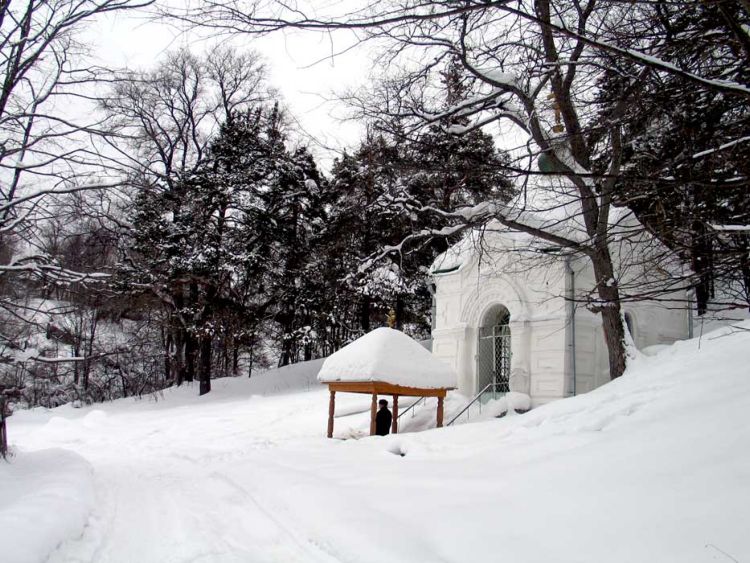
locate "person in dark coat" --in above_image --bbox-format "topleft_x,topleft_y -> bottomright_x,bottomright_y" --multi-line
375,399 -> 392,436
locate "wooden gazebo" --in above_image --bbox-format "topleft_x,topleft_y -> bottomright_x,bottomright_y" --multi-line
317,328 -> 457,438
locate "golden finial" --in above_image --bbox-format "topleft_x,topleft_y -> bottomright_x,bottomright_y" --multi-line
547,92 -> 564,134
387,309 -> 397,329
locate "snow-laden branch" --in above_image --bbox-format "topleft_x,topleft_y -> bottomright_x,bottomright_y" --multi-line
498,4 -> 750,99
0,182 -> 126,215
19,352 -> 115,364
358,190 -> 592,276
710,224 -> 750,232
692,136 -> 750,159
0,258 -> 110,284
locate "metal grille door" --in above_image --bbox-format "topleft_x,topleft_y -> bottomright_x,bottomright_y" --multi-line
477,329 -> 495,393
478,322 -> 511,397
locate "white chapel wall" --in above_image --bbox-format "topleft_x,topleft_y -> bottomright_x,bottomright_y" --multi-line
432,240 -> 571,404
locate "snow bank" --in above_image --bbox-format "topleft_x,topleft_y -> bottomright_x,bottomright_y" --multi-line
317,327 -> 457,388
0,449 -> 94,563
138,358 -> 326,406
245,358 -> 325,395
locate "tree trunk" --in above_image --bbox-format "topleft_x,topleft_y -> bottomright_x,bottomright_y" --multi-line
740,235 -> 750,311
222,339 -> 230,377
395,294 -> 405,330
360,295 -> 371,332
172,286 -> 187,386
279,336 -> 292,367
185,330 -> 195,382
185,281 -> 200,381
600,300 -> 627,379
172,328 -> 185,386
691,220 -> 713,315
591,248 -> 627,379
73,351 -> 80,386
248,342 -> 254,378
199,335 -> 212,395
82,359 -> 90,392
163,330 -> 172,382
0,398 -> 8,459
82,313 -> 97,393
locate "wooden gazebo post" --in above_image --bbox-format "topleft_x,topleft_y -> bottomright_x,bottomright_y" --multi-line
327,390 -> 336,438
369,393 -> 378,436
437,396 -> 444,428
391,395 -> 399,434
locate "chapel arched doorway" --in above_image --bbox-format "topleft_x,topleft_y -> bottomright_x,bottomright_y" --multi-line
477,305 -> 511,397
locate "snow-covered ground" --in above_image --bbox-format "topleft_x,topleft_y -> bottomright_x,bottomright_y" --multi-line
3,323 -> 750,563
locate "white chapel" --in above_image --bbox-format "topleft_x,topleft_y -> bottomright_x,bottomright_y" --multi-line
429,180 -> 691,407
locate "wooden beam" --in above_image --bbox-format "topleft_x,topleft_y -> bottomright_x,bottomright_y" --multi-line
391,395 -> 399,434
327,381 -> 452,397
437,396 -> 444,428
370,393 -> 378,436
327,390 -> 336,438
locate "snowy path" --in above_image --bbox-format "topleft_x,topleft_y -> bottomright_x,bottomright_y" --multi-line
47,456 -> 340,563
21,390 -> 347,563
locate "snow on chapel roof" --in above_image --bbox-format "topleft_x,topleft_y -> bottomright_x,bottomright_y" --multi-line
317,327 -> 457,389
430,174 -> 637,274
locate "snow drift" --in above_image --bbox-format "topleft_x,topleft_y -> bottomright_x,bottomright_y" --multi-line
0,449 -> 94,563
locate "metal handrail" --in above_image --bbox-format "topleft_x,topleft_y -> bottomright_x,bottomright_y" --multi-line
397,396 -> 426,420
446,383 -> 495,426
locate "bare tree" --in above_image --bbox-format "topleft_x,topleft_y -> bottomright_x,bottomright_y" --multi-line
0,0 -> 153,268
101,47 -> 271,188
0,0 -> 154,339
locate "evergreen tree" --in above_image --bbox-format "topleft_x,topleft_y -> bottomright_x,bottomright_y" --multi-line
197,105 -> 330,368
324,70 -> 514,338
127,105 -> 317,391
266,144 -> 328,366
325,134 -> 407,336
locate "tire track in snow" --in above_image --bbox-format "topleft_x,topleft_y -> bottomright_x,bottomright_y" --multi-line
47,455 -> 340,563
208,471 -> 342,563
216,453 -> 453,563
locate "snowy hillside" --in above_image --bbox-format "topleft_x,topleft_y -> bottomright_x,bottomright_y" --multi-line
3,322 -> 750,563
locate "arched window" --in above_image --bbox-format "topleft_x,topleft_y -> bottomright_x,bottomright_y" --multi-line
477,305 -> 511,396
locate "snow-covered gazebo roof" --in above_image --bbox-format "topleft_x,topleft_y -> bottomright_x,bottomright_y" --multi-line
318,327 -> 457,438
318,327 -> 456,389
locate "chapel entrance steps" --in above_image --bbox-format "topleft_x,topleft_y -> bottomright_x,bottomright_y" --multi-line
447,383 -> 507,426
